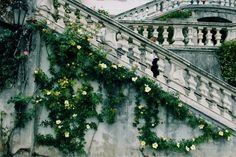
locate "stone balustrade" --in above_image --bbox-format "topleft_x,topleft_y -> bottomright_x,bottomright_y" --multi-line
35,0 -> 236,131
119,20 -> 236,47
114,0 -> 236,20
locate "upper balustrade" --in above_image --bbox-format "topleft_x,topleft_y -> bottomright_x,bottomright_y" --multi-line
119,20 -> 236,48
114,0 -> 236,20
35,0 -> 236,131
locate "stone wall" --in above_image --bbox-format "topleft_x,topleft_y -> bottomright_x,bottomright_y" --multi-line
0,33 -> 235,157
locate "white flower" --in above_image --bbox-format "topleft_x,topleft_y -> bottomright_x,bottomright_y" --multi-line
78,29 -> 83,34
140,141 -> 146,147
190,145 -> 196,150
185,146 -> 190,151
138,104 -> 145,109
64,131 -> 70,138
144,84 -> 151,93
99,63 -> 107,70
82,91 -> 87,95
132,77 -> 138,82
118,64 -> 123,67
56,120 -> 61,125
199,124 -> 204,129
46,91 -> 51,95
219,131 -> 224,136
64,100 -> 70,108
178,103 -> 183,107
72,114 -> 77,117
34,70 -> 39,74
152,142 -> 158,149
225,129 -> 229,133
77,45 -> 81,50
112,64 -> 117,69
176,143 -> 180,148
86,124 -> 90,129
58,125 -> 62,129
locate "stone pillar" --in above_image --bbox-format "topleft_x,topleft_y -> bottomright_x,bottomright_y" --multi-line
198,27 -> 204,46
162,26 -> 169,46
199,78 -> 210,108
173,25 -> 185,46
215,28 -> 222,46
188,71 -> 197,101
206,28 -> 214,46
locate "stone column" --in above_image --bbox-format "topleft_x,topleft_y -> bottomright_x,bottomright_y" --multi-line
173,25 -> 185,46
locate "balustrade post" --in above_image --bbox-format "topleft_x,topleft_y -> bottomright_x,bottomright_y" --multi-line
187,27 -> 194,46
220,0 -> 225,6
215,28 -> 222,46
206,28 -> 214,46
232,96 -> 236,119
222,90 -> 232,120
198,27 -> 204,46
173,25 -> 185,46
144,48 -> 154,76
199,0 -> 203,4
225,0 -> 230,6
188,71 -> 198,101
143,26 -> 149,38
132,40 -> 142,62
133,25 -> 139,34
163,26 -> 169,46
204,0 -> 209,4
152,26 -> 159,45
230,0 -> 235,6
156,55 -> 166,84
193,0 -> 198,4
199,78 -> 210,108
211,84 -> 221,114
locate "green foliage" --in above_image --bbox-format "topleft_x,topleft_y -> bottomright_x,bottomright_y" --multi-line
217,40 -> 236,87
28,22 -> 231,155
8,94 -> 33,128
0,29 -> 19,91
97,9 -> 109,16
159,9 -> 192,21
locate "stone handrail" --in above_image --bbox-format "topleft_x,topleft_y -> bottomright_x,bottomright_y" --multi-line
114,0 -> 236,20
119,20 -> 236,47
35,0 -> 236,131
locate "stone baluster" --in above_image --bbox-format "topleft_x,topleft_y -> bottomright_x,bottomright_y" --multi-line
232,96 -> 236,120
188,71 -> 198,101
153,26 -> 159,44
163,0 -> 168,12
197,27 -> 204,46
143,26 -> 149,38
162,26 -> 169,46
182,0 -> 191,5
199,0 -> 204,4
187,27 -> 194,46
220,0 -> 225,6
145,7 -> 149,18
173,25 -> 185,46
133,25 -> 139,34
206,28 -> 214,46
222,90 -> 232,120
225,0 -> 230,6
193,0 -> 198,4
215,28 -> 222,46
145,48 -> 155,76
156,54 -> 166,84
57,4 -> 66,27
203,0 -> 209,4
210,84 -> 222,114
230,0 -> 235,6
199,77 -> 210,108
132,40 -> 142,62
116,32 -> 123,49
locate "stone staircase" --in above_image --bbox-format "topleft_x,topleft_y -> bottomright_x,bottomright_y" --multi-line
35,0 -> 236,131
114,0 -> 236,21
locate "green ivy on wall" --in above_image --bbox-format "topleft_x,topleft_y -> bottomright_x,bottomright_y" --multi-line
159,9 -> 192,21
0,29 -> 19,91
7,21 -> 231,156
217,40 -> 236,87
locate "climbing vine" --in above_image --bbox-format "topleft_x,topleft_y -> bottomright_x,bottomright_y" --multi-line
7,21 -> 232,156
159,9 -> 192,21
217,40 -> 236,87
0,29 -> 19,91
